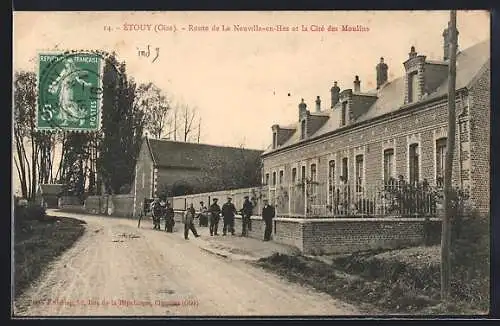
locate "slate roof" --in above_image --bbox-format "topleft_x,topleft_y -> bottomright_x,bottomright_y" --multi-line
146,138 -> 263,169
263,39 -> 490,155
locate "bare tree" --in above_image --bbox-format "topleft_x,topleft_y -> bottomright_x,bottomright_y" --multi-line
13,71 -> 59,199
135,82 -> 171,139
172,101 -> 199,142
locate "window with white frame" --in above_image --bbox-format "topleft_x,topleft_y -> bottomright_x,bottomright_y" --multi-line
436,138 -> 447,187
301,165 -> 306,182
279,170 -> 284,185
272,171 -> 277,186
265,173 -> 270,185
355,154 -> 364,192
310,164 -> 317,182
341,157 -> 348,183
383,148 -> 395,184
328,160 -> 335,203
292,167 -> 297,184
310,163 -> 318,196
409,143 -> 420,185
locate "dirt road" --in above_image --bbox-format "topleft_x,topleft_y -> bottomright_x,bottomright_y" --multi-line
14,210 -> 359,316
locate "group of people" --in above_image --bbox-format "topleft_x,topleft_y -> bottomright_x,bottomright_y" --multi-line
150,199 -> 175,232
198,196 -> 276,241
149,195 -> 277,242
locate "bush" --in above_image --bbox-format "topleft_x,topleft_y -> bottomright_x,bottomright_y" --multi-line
15,202 -> 47,223
119,184 -> 131,194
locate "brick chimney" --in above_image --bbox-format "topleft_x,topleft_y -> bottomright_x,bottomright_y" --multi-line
330,81 -> 340,108
298,98 -> 307,120
442,21 -> 459,61
376,57 -> 388,89
353,75 -> 360,93
315,96 -> 321,112
409,46 -> 417,59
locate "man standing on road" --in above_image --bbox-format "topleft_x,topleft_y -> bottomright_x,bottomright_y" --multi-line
183,203 -> 200,240
209,198 -> 221,236
151,198 -> 163,230
262,199 -> 276,241
164,201 -> 175,232
241,196 -> 254,237
221,197 -> 237,236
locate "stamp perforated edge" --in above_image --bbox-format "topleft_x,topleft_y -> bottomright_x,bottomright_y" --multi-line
34,48 -> 105,134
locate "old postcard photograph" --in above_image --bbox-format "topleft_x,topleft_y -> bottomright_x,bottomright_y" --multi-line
12,10 -> 490,317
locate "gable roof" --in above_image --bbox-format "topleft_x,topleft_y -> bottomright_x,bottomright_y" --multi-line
146,138 -> 263,169
263,39 -> 490,156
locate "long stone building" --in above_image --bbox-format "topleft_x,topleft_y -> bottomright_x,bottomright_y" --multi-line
261,25 -> 490,216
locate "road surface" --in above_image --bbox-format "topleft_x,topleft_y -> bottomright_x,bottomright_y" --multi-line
14,210 -> 359,316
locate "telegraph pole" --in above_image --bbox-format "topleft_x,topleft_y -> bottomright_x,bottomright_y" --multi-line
441,10 -> 458,302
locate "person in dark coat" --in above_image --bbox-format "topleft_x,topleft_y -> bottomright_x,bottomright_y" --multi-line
221,197 -> 237,236
240,196 -> 254,237
209,198 -> 221,236
164,201 -> 175,232
183,203 -> 200,240
151,198 -> 163,230
262,199 -> 276,241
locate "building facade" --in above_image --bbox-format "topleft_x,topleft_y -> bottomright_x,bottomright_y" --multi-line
261,27 -> 490,217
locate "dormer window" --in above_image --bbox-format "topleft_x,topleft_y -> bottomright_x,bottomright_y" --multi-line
403,46 -> 425,105
341,101 -> 347,126
408,71 -> 419,103
300,120 -> 306,139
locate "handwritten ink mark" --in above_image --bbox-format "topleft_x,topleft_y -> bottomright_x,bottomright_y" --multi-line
152,47 -> 160,63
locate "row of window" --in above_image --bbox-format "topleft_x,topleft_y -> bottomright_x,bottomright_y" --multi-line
264,137 -> 448,188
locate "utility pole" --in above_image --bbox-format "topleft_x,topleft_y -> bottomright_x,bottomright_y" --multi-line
441,9 -> 458,303
173,107 -> 177,141
197,117 -> 201,143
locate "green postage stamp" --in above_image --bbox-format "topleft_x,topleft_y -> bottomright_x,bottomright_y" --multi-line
37,52 -> 103,132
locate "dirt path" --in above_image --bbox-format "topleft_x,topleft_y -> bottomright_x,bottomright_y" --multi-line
14,211 -> 360,316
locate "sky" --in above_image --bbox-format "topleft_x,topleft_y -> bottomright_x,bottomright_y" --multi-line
12,11 -> 490,194
13,11 -> 490,150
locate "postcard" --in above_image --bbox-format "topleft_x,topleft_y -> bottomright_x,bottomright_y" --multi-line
12,10 -> 491,317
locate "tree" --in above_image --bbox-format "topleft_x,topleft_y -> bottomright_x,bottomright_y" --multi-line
60,133 -> 91,199
169,101 -> 200,142
98,54 -> 144,194
136,82 -> 171,139
198,144 -> 262,192
13,71 -> 59,199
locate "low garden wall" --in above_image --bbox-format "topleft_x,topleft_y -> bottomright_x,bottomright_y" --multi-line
173,210 -> 441,254
84,194 -> 135,218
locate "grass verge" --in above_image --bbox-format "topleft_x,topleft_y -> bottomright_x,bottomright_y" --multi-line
254,249 -> 488,315
14,215 -> 87,298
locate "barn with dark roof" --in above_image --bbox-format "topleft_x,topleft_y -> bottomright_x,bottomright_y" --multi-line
261,24 -> 490,216
132,138 -> 263,216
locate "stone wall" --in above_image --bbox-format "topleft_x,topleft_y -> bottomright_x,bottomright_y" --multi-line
173,210 -> 440,254
84,194 -> 135,218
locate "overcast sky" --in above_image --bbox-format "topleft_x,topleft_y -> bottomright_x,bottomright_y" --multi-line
13,11 -> 490,151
